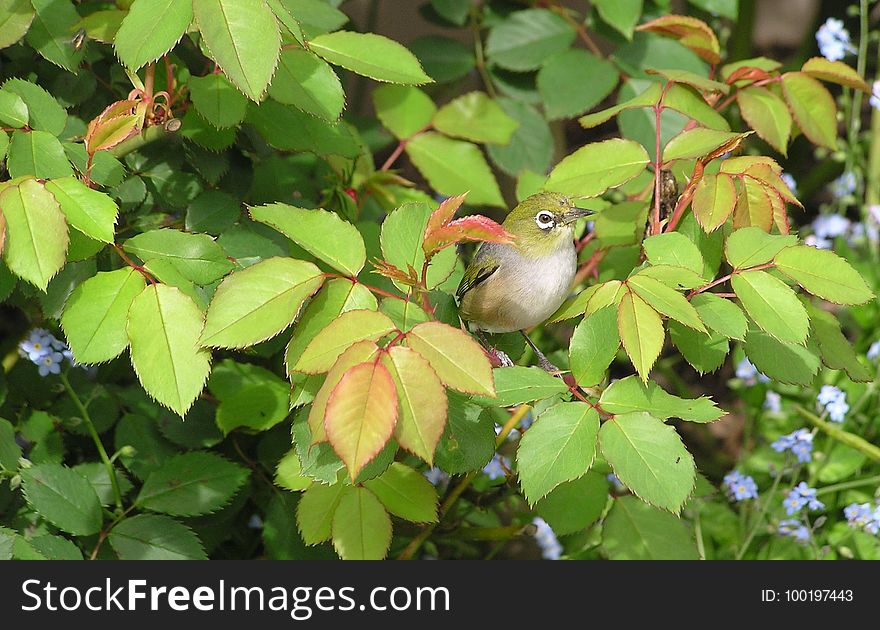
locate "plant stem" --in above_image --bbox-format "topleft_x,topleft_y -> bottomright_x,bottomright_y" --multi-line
398,405 -> 531,560
795,405 -> 880,463
815,473 -> 880,497
470,6 -> 497,98
846,0 -> 870,181
735,468 -> 784,560
60,372 -> 124,512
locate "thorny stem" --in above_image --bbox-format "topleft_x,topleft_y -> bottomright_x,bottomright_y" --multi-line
651,101 -> 665,235
112,244 -> 156,283
380,138 -> 409,172
398,405 -> 532,560
60,372 -> 124,512
547,2 -> 603,57
686,262 -> 775,299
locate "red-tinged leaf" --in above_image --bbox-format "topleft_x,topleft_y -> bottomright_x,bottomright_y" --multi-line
733,178 -> 773,231
85,99 -> 141,153
406,321 -> 495,396
424,192 -> 467,237
636,15 -> 720,64
422,215 -> 514,256
371,259 -> 419,286
768,188 -> 789,234
692,173 -> 736,233
381,346 -> 447,465
724,66 -> 773,86
308,340 -> 382,443
0,209 -> 6,257
781,72 -> 838,150
801,57 -> 871,93
85,114 -> 141,154
743,163 -> 802,208
324,360 -> 398,480
736,86 -> 792,155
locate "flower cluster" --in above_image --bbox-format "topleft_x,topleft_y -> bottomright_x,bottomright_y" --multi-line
423,467 -> 450,489
532,517 -> 562,560
482,453 -> 509,480
763,391 -> 782,413
723,470 -> 759,502
735,358 -> 769,386
843,502 -> 880,535
777,519 -> 811,543
871,80 -> 880,110
771,428 -> 814,463
783,482 -> 825,515
780,172 -> 798,196
816,18 -> 854,61
806,212 -> 851,250
867,340 -> 880,361
606,473 -> 625,492
18,329 -> 75,377
817,385 -> 849,423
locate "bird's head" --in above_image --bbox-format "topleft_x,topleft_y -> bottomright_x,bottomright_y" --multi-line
503,192 -> 594,257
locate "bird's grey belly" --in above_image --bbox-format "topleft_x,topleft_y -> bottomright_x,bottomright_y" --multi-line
465,246 -> 576,333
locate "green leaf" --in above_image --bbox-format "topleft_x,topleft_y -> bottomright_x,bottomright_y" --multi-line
692,173 -> 736,232
406,321 -> 495,396
537,49 -> 619,120
7,130 -> 74,179
1,79 -> 66,135
186,189 -> 240,234
485,9 -> 575,72
245,99 -> 359,157
45,177 -> 117,243
673,319 -> 731,373
628,274 -> 706,332
188,73 -> 248,129
410,35 -> 475,83
127,284 -> 212,416
297,482 -> 347,545
405,132 -> 504,207
545,138 -> 650,198
0,89 -> 28,128
433,92 -> 518,145
0,0 -> 34,50
473,366 -> 569,407
269,48 -> 344,122
280,0 -> 347,38
20,463 -> 103,536
250,203 -> 366,276
579,81 -> 661,129
108,514 -> 207,560
136,451 -> 248,516
379,202 -> 456,291
381,346 -> 447,465
373,85 -> 436,140
215,380 -> 290,434
26,0 -> 84,72
61,268 -> 146,364
780,71 -> 837,150
309,31 -> 431,85
602,495 -> 699,559
662,83 -> 730,131
647,67 -> 729,94
516,402 -> 600,505
114,0 -> 192,70
285,278 -> 377,372
0,418 -> 22,472
690,293 -> 747,339
737,86 -> 792,155
617,291 -> 664,381
725,227 -> 797,269
731,270 -> 809,343
307,340 -> 381,443
435,393 -> 495,474
599,375 -> 723,422
75,463 -> 133,507
743,329 -> 820,386
123,229 -> 232,285
193,0 -> 280,101
275,450 -> 311,491
200,257 -> 323,349
807,304 -> 872,382
331,486 -> 392,560
592,0 -> 643,39
801,56 -> 871,92
364,462 -> 438,523
486,98 -> 554,178
662,128 -> 746,162
599,412 -> 695,512
325,360 -> 398,479
535,472 -> 608,535
569,306 -> 620,387
774,246 -> 874,305
293,309 -> 395,374
0,178 -> 68,291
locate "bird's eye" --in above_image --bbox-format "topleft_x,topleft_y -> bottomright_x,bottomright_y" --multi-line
535,212 -> 555,229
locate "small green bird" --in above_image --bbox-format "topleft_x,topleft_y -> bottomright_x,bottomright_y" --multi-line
457,192 -> 593,371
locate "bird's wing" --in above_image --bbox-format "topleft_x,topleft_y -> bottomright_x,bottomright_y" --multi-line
456,254 -> 499,300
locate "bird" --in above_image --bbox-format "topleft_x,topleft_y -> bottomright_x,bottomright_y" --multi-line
456,192 -> 593,372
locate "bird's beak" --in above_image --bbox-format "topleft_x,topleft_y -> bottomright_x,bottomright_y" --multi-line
559,206 -> 595,225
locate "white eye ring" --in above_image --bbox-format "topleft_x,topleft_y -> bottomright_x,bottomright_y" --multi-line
535,212 -> 554,229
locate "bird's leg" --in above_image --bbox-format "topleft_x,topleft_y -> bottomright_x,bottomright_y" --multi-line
520,330 -> 560,375
475,330 -> 513,368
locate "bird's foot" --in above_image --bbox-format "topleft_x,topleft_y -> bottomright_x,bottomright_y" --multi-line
537,356 -> 561,376
487,347 -> 515,368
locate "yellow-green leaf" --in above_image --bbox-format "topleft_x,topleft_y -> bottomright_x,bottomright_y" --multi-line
405,321 -> 494,396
